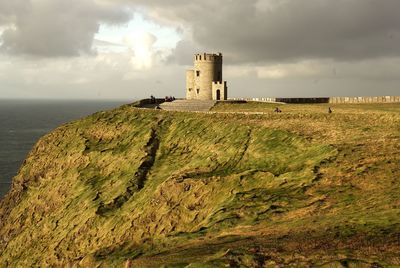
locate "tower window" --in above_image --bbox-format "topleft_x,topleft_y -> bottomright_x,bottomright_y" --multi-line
188,88 -> 192,92
197,89 -> 200,94
196,71 -> 200,77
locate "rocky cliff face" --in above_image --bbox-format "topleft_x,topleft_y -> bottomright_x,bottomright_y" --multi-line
0,104 -> 399,267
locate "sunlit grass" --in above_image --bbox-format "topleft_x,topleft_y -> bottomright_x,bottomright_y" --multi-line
0,103 -> 399,267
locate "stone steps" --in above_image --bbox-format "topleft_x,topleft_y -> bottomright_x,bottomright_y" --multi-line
159,100 -> 217,112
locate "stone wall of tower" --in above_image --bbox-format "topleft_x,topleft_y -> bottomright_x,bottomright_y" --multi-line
186,70 -> 195,99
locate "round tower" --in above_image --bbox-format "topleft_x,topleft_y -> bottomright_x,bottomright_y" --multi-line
193,53 -> 223,100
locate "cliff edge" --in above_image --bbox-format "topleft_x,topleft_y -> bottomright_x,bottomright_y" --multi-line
0,103 -> 399,267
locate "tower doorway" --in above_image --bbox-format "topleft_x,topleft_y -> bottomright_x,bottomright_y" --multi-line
216,90 -> 221,100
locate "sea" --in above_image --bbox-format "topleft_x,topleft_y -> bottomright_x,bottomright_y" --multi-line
0,99 -> 128,199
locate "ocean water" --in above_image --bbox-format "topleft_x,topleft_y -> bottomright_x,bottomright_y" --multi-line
0,99 -> 127,199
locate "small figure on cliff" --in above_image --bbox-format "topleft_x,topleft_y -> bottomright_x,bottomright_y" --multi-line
150,95 -> 156,104
165,96 -> 174,102
328,107 -> 333,114
274,107 -> 282,113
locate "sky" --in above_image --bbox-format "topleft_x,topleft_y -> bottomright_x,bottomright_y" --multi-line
0,0 -> 399,100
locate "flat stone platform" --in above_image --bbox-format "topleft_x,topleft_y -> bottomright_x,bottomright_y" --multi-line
159,100 -> 217,112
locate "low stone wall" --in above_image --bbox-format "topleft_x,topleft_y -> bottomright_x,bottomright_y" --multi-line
276,97 -> 330,104
329,96 -> 400,104
229,96 -> 400,104
229,97 -> 279,103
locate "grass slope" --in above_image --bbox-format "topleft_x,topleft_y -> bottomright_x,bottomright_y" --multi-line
0,102 -> 399,267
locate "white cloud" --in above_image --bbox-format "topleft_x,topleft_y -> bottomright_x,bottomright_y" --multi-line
123,32 -> 156,69
0,0 -> 132,57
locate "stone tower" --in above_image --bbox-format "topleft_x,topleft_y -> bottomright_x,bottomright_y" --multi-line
186,53 -> 228,100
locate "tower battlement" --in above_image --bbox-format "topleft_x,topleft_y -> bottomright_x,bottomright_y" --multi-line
186,52 -> 228,101
194,53 -> 223,62
212,81 -> 227,85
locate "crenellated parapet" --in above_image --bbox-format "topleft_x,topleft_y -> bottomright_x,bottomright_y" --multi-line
194,53 -> 223,63
212,81 -> 227,85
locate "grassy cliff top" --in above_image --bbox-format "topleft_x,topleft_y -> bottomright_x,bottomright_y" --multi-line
0,102 -> 399,267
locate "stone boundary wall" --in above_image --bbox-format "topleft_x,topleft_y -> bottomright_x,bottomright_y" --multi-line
277,98 -> 330,103
229,96 -> 400,104
329,96 -> 400,104
229,97 -> 279,103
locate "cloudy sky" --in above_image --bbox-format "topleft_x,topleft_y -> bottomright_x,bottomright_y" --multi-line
0,0 -> 399,100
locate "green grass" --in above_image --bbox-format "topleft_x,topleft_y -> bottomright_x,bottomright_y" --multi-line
0,102 -> 399,267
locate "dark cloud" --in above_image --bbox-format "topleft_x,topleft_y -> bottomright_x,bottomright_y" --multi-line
0,0 -> 29,25
0,0 -> 131,57
4,0 -> 400,61
121,0 -> 400,64
166,40 -> 199,65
